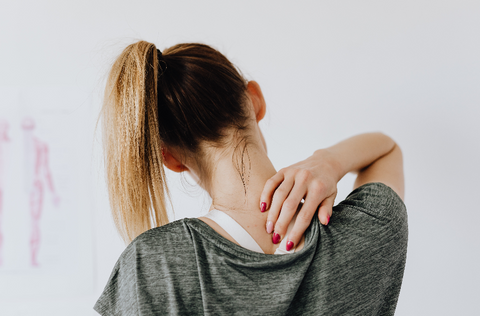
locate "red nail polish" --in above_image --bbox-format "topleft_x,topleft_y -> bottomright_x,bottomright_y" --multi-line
286,241 -> 294,251
272,232 -> 281,244
260,202 -> 266,213
326,215 -> 330,225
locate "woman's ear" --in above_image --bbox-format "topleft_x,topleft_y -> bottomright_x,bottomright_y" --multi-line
247,81 -> 266,122
162,148 -> 189,173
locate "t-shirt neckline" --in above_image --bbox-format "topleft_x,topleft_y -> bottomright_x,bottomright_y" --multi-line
185,216 -> 319,260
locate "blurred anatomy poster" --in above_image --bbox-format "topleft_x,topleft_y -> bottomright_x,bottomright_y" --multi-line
0,86 -> 94,298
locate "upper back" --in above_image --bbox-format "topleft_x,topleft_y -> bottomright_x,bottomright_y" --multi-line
94,182 -> 407,316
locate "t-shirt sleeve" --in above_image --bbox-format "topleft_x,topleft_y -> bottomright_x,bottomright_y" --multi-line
93,244 -> 139,316
331,182 -> 408,315
338,182 -> 407,225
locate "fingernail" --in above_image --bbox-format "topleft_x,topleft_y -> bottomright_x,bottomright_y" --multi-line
286,241 -> 294,251
272,232 -> 281,244
266,221 -> 274,234
260,202 -> 266,213
325,214 -> 330,225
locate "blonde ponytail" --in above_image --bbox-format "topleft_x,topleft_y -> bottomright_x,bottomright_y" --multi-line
102,41 -> 250,244
102,41 -> 169,244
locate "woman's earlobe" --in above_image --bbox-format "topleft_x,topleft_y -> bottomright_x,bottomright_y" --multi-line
162,148 -> 189,173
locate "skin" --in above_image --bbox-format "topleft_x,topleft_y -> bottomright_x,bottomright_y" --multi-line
162,81 -> 405,254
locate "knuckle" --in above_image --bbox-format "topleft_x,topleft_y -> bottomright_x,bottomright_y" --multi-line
275,185 -> 289,196
297,209 -> 312,222
311,180 -> 325,193
267,202 -> 280,214
283,199 -> 297,211
296,169 -> 311,182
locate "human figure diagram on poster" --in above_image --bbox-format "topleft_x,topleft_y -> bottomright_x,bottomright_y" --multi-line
0,87 -> 94,299
22,117 -> 60,267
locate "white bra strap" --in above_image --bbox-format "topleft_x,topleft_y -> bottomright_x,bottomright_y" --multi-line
202,209 -> 265,254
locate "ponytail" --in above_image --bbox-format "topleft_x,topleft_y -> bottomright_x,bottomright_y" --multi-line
102,41 -> 169,244
102,40 -> 250,244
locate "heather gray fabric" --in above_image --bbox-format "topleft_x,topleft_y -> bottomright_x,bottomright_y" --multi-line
94,182 -> 408,316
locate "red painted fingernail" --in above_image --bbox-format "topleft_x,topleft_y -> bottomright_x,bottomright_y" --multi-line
260,202 -> 266,212
272,232 -> 281,244
326,215 -> 330,225
286,241 -> 294,251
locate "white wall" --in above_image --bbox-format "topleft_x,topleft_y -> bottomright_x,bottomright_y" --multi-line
1,1 -> 479,315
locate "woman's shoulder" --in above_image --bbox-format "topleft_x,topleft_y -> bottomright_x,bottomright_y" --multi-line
94,218 -> 200,315
335,182 -> 407,223
331,182 -> 408,242
122,218 -> 198,257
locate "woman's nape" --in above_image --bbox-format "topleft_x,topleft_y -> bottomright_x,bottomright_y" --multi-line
163,81 -> 305,254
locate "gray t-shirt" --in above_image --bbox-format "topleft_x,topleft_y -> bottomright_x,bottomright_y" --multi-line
94,182 -> 408,315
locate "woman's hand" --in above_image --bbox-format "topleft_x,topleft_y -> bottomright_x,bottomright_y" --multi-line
260,149 -> 340,250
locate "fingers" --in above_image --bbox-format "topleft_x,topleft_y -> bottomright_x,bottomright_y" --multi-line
261,167 -> 337,251
265,175 -> 294,234
317,193 -> 336,226
283,191 -> 324,250
271,180 -> 308,243
260,171 -> 285,212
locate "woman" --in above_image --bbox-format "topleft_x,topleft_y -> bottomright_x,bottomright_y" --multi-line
94,41 -> 407,315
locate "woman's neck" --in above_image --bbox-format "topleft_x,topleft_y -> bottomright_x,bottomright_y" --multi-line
197,143 -> 300,254
207,143 -> 276,215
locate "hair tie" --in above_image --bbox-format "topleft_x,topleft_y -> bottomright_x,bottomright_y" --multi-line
156,48 -> 167,76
